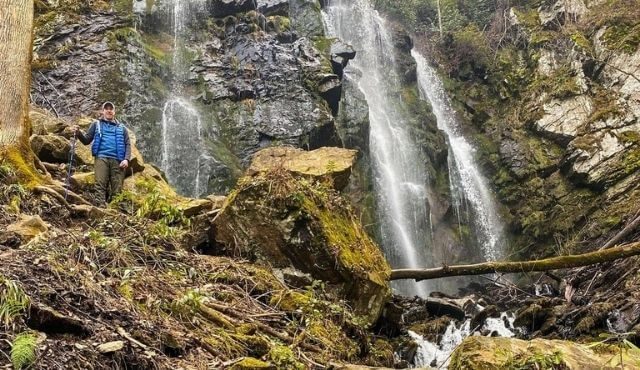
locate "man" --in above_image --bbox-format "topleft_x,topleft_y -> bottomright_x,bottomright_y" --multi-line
72,102 -> 131,206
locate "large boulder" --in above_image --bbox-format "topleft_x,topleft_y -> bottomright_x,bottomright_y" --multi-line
449,336 -> 640,369
30,134 -> 93,166
212,168 -> 391,324
246,146 -> 357,190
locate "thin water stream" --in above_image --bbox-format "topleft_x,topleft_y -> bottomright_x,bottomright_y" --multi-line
413,51 -> 505,262
159,0 -> 208,197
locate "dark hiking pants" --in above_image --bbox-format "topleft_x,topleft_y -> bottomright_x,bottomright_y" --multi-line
94,157 -> 124,205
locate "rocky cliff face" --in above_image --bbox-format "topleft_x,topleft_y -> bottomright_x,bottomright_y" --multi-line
31,0 -> 355,196
417,0 -> 640,257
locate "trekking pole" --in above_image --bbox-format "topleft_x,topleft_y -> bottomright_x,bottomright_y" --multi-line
64,131 -> 77,201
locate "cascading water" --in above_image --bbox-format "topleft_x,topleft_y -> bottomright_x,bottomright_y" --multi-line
160,0 -> 208,197
410,312 -> 518,368
413,51 -> 505,262
323,0 -> 433,297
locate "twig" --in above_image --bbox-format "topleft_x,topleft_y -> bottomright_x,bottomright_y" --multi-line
116,326 -> 155,352
599,209 -> 640,250
298,348 -> 325,369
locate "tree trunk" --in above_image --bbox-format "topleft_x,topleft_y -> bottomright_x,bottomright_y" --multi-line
0,0 -> 36,179
390,242 -> 640,281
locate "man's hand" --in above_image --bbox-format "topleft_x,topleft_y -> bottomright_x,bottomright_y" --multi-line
119,160 -> 129,169
71,125 -> 79,133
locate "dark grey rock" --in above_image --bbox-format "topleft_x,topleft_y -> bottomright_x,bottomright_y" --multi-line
208,0 -> 256,18
425,297 -> 466,321
289,0 -> 324,38
336,74 -> 369,153
257,0 -> 289,16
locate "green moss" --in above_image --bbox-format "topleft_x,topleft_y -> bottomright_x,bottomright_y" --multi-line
571,31 -> 593,53
305,196 -> 390,287
512,8 -> 540,29
230,357 -> 273,370
267,16 -> 291,33
117,281 -> 134,301
618,131 -> 640,145
503,350 -> 565,368
113,0 -> 133,14
530,65 -> 582,100
312,36 -> 335,56
530,30 -> 560,47
603,23 -> 640,53
587,89 -> 622,125
269,290 -> 312,312
268,345 -> 305,370
106,27 -> 139,50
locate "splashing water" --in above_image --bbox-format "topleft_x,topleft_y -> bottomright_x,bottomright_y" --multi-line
410,312 -> 517,368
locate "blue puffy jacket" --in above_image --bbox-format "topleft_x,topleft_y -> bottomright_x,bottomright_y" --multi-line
78,119 -> 131,162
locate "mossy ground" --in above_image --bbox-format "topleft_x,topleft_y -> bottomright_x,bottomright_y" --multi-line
0,164 -> 395,368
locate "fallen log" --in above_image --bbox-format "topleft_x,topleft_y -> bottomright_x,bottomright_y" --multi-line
391,242 -> 640,281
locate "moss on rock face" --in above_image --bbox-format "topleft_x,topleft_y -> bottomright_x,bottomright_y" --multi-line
213,166 -> 391,324
449,336 -> 640,369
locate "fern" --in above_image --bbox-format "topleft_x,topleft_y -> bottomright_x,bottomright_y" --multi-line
0,279 -> 30,329
10,331 -> 38,369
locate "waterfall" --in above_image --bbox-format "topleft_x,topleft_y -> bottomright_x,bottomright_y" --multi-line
413,51 -> 505,261
323,0 -> 433,297
160,0 -> 208,198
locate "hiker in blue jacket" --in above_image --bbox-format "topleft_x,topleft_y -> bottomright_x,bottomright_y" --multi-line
72,102 -> 131,206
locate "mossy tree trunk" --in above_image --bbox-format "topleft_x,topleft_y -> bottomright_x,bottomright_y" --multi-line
0,0 -> 37,181
391,242 -> 640,281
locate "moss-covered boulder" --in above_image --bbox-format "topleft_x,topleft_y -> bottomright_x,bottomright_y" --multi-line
30,134 -> 93,166
449,336 -> 640,369
213,168 -> 391,323
247,146 -> 357,190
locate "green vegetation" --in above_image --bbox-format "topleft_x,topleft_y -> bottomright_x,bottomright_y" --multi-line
503,350 -> 565,369
0,279 -> 30,330
10,331 -> 38,370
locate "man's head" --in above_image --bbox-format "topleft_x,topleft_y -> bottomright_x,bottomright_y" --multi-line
102,101 -> 115,121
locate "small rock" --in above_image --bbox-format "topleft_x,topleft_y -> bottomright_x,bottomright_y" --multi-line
425,297 -> 466,321
97,341 -> 124,354
6,215 -> 49,243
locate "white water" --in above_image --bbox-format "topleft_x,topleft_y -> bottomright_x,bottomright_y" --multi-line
160,0 -> 208,197
324,0 -> 433,297
413,51 -> 505,261
410,312 -> 517,368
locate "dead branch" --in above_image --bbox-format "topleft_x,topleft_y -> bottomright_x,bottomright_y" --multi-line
204,301 -> 323,353
391,242 -> 640,281
599,210 -> 640,250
